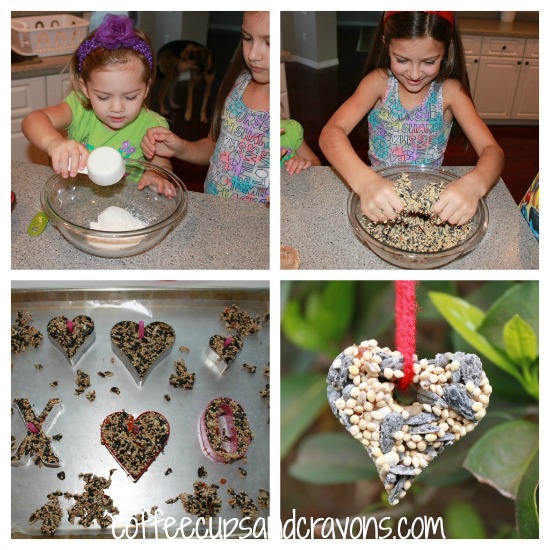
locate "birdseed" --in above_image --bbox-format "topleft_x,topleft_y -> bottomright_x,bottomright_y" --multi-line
238,467 -> 247,478
35,363 -> 44,370
165,468 -> 173,476
110,387 -> 120,395
166,481 -> 222,519
65,470 -> 119,528
257,489 -> 270,510
179,346 -> 190,353
198,466 -> 208,478
164,394 -> 171,402
361,173 -> 473,253
100,411 -> 170,481
75,370 -> 91,395
57,471 -> 65,480
29,491 -> 64,535
11,311 -> 43,354
47,315 -> 95,359
221,304 -> 262,336
227,488 -> 259,522
86,390 -> 96,403
97,371 -> 114,378
242,363 -> 257,374
169,359 -> 196,390
327,340 -> 491,505
209,335 -> 244,368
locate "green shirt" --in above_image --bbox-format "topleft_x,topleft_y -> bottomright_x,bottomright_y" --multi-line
280,119 -> 304,165
64,92 -> 168,160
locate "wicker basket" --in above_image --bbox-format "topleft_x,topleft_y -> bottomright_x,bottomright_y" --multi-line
11,14 -> 89,57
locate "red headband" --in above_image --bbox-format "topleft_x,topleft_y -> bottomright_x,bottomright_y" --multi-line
384,11 -> 455,30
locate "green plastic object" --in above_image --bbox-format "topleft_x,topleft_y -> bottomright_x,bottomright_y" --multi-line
27,211 -> 49,237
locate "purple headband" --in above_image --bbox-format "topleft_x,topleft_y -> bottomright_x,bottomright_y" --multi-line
77,14 -> 153,72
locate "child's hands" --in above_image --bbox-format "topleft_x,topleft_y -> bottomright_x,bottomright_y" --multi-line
137,170 -> 177,198
284,155 -> 312,175
357,174 -> 404,223
141,127 -> 185,160
47,138 -> 89,178
433,175 -> 483,225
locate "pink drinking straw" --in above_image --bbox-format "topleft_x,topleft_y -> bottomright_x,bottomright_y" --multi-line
223,337 -> 233,348
67,320 -> 74,334
27,422 -> 39,434
138,321 -> 145,339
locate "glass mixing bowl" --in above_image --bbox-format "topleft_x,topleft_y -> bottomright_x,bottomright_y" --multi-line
347,165 -> 489,269
40,159 -> 188,258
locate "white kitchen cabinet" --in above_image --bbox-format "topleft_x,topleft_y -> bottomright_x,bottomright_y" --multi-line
11,73 -> 70,164
462,35 -> 539,121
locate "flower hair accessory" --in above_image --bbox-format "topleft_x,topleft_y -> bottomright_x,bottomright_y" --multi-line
384,11 -> 454,30
77,14 -> 153,72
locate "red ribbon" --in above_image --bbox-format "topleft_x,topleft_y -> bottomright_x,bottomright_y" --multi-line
395,281 -> 417,391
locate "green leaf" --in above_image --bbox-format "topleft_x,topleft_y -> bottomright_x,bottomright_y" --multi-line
464,420 -> 538,499
503,315 -> 538,369
516,450 -> 539,538
288,432 -> 378,484
479,282 -> 539,351
444,501 -> 486,539
280,373 -> 328,458
282,300 -> 325,352
429,291 -> 519,378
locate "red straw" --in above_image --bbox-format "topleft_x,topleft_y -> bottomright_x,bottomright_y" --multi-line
394,281 -> 417,391
67,320 -> 74,334
138,321 -> 145,339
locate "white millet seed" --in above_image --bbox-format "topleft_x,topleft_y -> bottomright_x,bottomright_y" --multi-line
335,398 -> 345,410
384,368 -> 394,380
350,425 -> 360,436
393,430 -> 404,440
465,380 -> 475,393
471,402 -> 483,412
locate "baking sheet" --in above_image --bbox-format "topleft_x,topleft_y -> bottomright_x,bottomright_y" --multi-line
11,287 -> 270,538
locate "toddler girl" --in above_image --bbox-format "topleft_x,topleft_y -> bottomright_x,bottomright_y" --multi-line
22,14 -> 173,195
141,11 -> 270,204
281,118 -> 321,175
320,11 -> 504,225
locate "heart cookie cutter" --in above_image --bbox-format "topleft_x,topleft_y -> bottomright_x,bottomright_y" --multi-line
47,315 -> 95,367
327,339 -> 492,505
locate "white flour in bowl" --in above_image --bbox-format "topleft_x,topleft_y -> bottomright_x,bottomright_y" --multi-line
87,206 -> 147,251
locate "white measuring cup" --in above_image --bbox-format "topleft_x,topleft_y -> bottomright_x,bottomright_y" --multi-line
71,146 -> 126,186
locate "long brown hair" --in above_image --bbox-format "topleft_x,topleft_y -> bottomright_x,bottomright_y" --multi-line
364,11 -> 471,99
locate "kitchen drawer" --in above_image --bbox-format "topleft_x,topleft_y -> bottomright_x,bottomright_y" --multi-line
11,76 -> 46,120
524,39 -> 539,59
461,35 -> 482,56
481,36 -> 525,57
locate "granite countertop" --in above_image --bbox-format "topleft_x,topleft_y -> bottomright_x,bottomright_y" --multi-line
280,167 -> 538,270
11,53 -> 72,80
12,161 -> 269,270
458,17 -> 538,39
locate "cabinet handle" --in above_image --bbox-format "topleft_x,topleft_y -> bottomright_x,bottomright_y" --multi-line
525,61 -> 530,66
474,59 -> 478,63
502,45 -> 507,50
517,60 -> 522,65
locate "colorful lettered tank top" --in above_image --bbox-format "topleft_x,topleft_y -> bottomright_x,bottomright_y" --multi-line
367,71 -> 452,167
204,72 -> 270,203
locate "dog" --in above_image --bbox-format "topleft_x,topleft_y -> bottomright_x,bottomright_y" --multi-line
156,40 -> 216,124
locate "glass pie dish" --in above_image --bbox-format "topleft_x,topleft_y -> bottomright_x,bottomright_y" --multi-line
347,165 -> 489,269
40,159 -> 188,258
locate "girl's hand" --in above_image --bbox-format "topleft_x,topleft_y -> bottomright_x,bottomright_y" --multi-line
433,175 -> 483,225
137,170 -> 177,198
284,155 -> 312,175
141,127 -> 185,160
47,138 -> 89,178
356,173 -> 404,223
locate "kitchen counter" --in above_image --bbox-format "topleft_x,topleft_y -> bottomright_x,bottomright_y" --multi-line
11,53 -> 72,80
280,167 -> 538,270
12,161 -> 269,270
458,17 -> 538,39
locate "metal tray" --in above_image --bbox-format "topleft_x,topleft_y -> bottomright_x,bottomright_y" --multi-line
11,287 -> 270,538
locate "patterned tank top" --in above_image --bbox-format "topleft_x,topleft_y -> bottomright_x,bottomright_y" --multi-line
367,70 -> 452,167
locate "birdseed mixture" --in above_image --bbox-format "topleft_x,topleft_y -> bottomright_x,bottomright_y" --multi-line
111,321 -> 175,380
361,173 -> 473,253
75,369 -> 91,395
65,470 -> 119,528
29,491 -> 64,536
100,411 -> 170,481
47,315 -> 95,359
221,305 -> 262,336
327,340 -> 492,505
169,359 -> 196,390
227,488 -> 259,522
201,397 -> 253,463
12,398 -> 61,467
257,489 -> 270,510
11,311 -> 43,354
166,481 -> 222,519
209,335 -> 244,368
242,363 -> 257,374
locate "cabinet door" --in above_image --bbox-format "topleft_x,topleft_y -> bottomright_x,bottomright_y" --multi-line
511,59 -> 539,120
462,35 -> 482,55
465,55 -> 480,95
46,73 -> 73,106
11,76 -> 50,164
474,57 -> 521,119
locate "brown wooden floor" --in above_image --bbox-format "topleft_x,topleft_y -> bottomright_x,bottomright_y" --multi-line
285,25 -> 539,203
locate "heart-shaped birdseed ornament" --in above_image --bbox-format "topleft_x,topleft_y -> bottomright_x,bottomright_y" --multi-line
100,411 -> 170,482
111,321 -> 175,386
327,339 -> 492,505
47,315 -> 95,366
207,335 -> 244,374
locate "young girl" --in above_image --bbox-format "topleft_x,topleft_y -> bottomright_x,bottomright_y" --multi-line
22,14 -> 173,195
319,11 -> 504,226
141,11 -> 270,204
281,118 -> 321,175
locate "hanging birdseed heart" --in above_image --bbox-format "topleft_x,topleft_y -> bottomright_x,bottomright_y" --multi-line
111,321 -> 175,386
206,335 -> 244,374
327,339 -> 492,505
47,315 -> 95,367
100,411 -> 170,482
